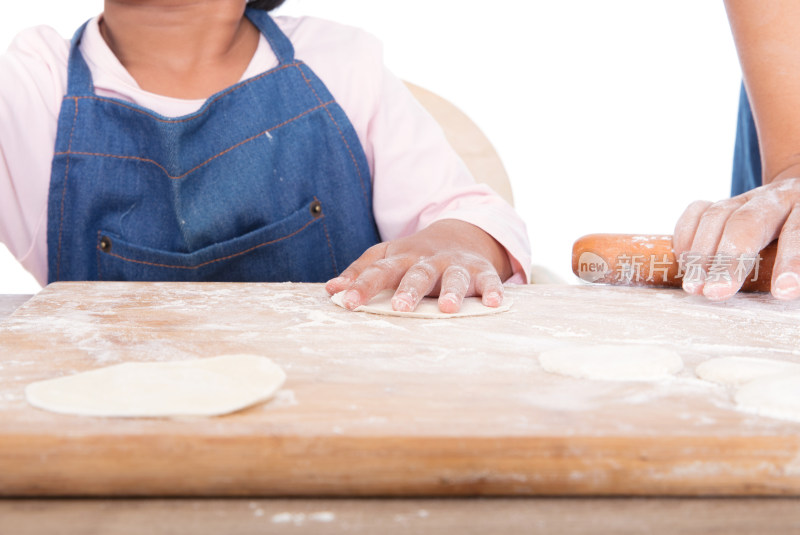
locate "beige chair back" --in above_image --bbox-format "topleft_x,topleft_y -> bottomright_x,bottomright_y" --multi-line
405,83 -> 565,285
404,82 -> 514,207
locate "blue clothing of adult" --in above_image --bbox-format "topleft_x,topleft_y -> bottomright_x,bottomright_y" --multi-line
732,83 -> 762,196
47,8 -> 380,283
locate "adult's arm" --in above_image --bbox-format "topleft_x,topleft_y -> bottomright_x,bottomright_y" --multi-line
673,0 -> 800,301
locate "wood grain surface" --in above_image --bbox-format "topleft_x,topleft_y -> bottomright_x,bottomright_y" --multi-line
4,497 -> 800,535
0,294 -> 32,319
1,282 -> 800,497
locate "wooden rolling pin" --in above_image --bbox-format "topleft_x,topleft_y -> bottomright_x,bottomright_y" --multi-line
572,234 -> 777,292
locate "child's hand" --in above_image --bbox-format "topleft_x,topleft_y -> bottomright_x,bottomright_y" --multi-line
673,177 -> 800,301
325,219 -> 513,313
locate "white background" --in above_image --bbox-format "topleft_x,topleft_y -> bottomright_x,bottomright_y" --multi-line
0,1 -> 742,293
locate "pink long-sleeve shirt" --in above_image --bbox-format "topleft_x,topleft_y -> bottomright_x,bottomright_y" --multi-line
0,15 -> 530,286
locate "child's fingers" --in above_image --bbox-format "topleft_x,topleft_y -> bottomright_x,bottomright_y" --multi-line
339,257 -> 410,310
393,253 -> 500,312
474,270 -> 504,307
324,243 -> 388,295
772,202 -> 800,300
438,265 -> 470,313
328,219 -> 509,311
391,260 -> 440,312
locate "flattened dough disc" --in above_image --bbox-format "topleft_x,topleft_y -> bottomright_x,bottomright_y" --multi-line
736,374 -> 800,423
25,354 -> 286,418
538,344 -> 683,381
695,356 -> 800,387
331,289 -> 512,319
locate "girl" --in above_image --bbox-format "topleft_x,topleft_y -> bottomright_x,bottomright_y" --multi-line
0,0 -> 531,312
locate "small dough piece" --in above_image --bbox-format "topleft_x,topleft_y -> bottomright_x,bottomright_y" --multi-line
695,357 -> 800,387
331,289 -> 512,319
736,374 -> 800,423
538,344 -> 683,381
25,354 -> 286,418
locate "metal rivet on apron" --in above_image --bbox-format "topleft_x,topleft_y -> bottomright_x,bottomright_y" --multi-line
310,200 -> 323,219
99,236 -> 112,253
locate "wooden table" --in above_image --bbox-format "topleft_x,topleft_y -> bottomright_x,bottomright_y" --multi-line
2,288 -> 800,533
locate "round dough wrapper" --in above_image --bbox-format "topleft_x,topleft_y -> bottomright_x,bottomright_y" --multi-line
538,344 -> 683,381
695,356 -> 800,387
735,374 -> 800,423
25,354 -> 286,418
331,289 -> 512,319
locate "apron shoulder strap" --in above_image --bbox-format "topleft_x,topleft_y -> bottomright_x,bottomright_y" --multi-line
245,8 -> 296,65
65,20 -> 96,96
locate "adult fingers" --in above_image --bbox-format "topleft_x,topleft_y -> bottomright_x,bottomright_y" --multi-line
324,242 -> 388,295
673,200 -> 713,258
682,196 -> 748,295
772,202 -> 800,300
703,192 -> 790,301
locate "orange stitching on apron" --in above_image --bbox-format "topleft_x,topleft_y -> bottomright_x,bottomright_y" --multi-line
70,63 -> 300,123
98,215 -> 322,270
293,64 -> 371,205
54,101 -> 333,180
55,97 -> 81,281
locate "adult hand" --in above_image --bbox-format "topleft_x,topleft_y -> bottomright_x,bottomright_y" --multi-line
673,177 -> 800,301
325,219 -> 512,313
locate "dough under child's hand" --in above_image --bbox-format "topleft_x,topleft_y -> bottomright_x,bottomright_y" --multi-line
331,289 -> 512,319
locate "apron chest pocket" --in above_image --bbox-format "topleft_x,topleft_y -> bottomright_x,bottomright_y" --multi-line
96,199 -> 336,282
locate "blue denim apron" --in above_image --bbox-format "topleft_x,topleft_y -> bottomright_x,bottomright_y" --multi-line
47,8 -> 380,283
732,83 -> 762,196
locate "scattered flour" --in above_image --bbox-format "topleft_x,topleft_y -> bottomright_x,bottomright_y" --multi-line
271,512 -> 335,525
